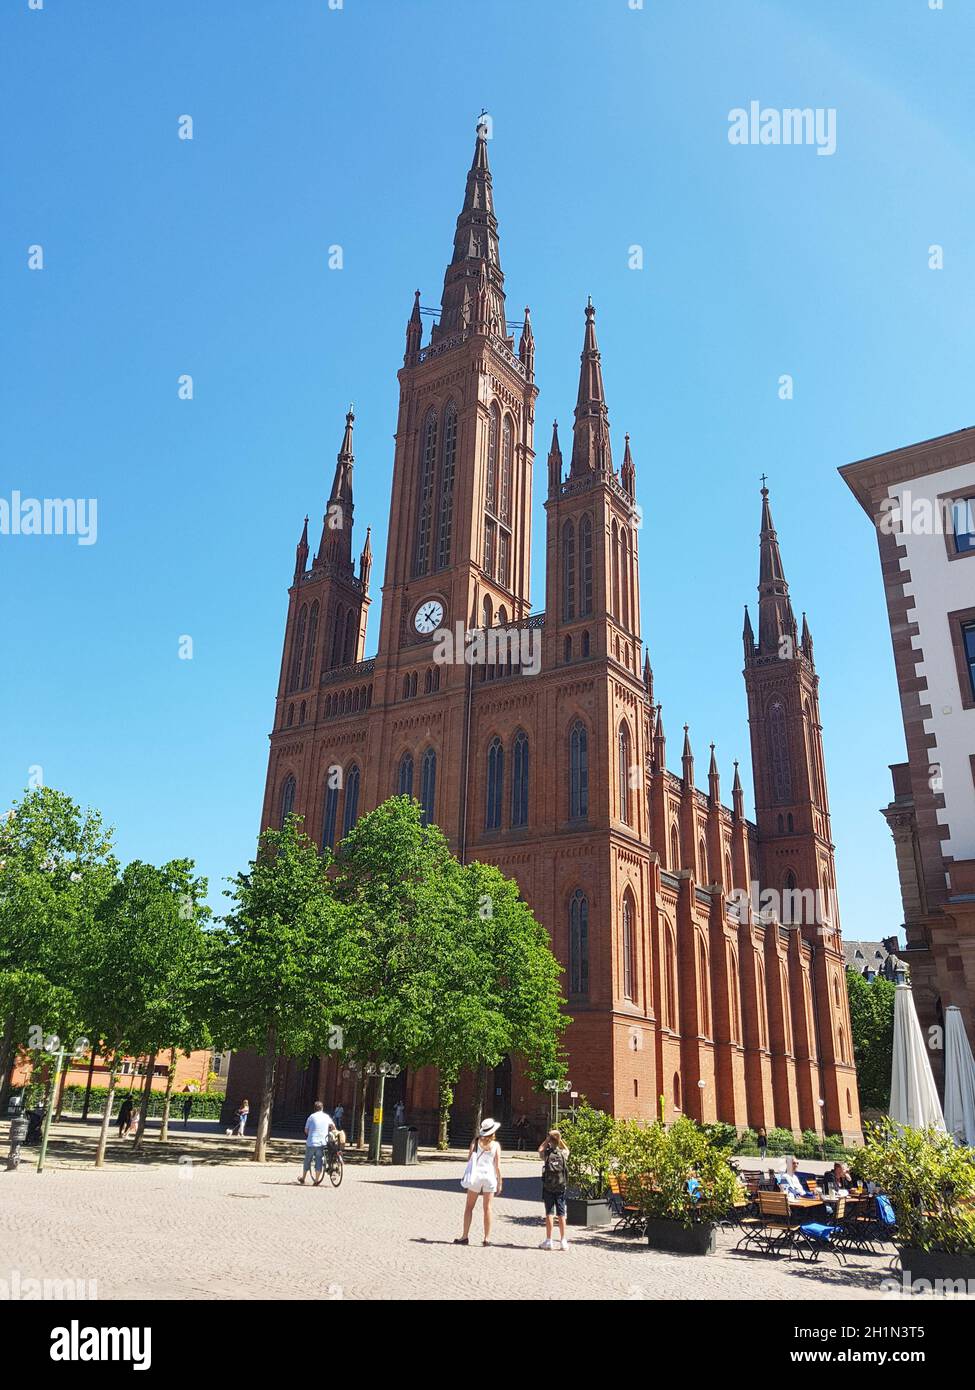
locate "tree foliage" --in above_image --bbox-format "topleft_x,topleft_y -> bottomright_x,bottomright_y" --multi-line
846,967 -> 896,1110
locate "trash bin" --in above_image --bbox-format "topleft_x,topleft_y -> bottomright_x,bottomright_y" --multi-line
392,1125 -> 418,1165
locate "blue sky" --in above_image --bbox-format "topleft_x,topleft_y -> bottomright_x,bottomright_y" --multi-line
3,0 -> 973,933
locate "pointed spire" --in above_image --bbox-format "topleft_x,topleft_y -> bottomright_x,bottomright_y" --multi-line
359,525 -> 373,590
708,742 -> 720,805
742,604 -> 755,661
294,515 -> 309,582
436,118 -> 506,340
621,433 -> 635,499
643,649 -> 653,704
682,724 -> 694,790
518,305 -> 534,379
756,481 -> 797,656
547,420 -> 563,498
801,610 -> 814,664
570,298 -> 613,477
732,759 -> 745,820
318,406 -> 356,570
654,704 -> 666,769
404,289 -> 422,365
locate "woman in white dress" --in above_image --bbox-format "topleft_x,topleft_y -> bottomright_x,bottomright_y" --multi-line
455,1118 -> 503,1246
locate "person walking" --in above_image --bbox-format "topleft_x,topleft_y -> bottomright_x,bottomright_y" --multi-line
116,1095 -> 134,1138
757,1126 -> 768,1161
455,1118 -> 502,1246
234,1098 -> 249,1138
298,1101 -> 336,1185
393,1099 -> 406,1128
181,1087 -> 194,1129
538,1129 -> 570,1250
333,1102 -> 345,1133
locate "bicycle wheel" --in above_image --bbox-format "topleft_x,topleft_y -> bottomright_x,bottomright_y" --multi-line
328,1154 -> 344,1188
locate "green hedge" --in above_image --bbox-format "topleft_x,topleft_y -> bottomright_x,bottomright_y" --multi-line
52,1085 -> 227,1120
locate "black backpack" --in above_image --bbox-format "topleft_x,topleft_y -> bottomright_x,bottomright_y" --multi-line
542,1145 -> 567,1192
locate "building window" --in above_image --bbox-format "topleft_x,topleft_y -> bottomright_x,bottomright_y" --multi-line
569,720 -> 589,819
622,894 -> 635,1001
767,698 -> 792,803
581,630 -> 590,658
485,404 -> 499,515
483,518 -> 497,578
342,764 -> 360,837
665,928 -> 677,1028
957,617 -> 975,703
397,753 -> 414,798
302,601 -> 319,689
698,936 -> 711,1036
436,402 -> 457,570
500,415 -> 513,524
569,889 -> 589,996
286,703 -> 294,728
562,520 -> 576,621
580,514 -> 593,615
670,824 -> 680,871
564,635 -> 572,663
951,496 -> 975,554
322,780 -> 339,850
330,603 -> 345,668
611,521 -> 620,620
413,408 -> 438,576
485,736 -> 504,830
280,774 -> 296,825
420,748 -> 436,825
288,604 -> 308,693
498,529 -> 510,589
511,730 -> 529,827
618,721 -> 632,825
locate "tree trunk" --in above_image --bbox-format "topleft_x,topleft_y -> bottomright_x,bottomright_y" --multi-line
252,1025 -> 278,1163
94,1056 -> 121,1167
80,1044 -> 98,1120
159,1048 -> 177,1142
437,1070 -> 455,1151
53,1059 -> 70,1121
471,1061 -> 489,1143
0,1011 -> 17,1114
131,1049 -> 157,1150
355,1070 -> 369,1149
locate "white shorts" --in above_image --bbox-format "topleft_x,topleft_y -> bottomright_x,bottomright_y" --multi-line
467,1179 -> 497,1195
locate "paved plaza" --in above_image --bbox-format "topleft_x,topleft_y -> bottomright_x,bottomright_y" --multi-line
0,1121 -> 897,1301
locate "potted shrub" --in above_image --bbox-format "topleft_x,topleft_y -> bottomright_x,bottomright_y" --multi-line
553,1102 -> 616,1226
616,1115 -> 740,1255
854,1119 -> 975,1282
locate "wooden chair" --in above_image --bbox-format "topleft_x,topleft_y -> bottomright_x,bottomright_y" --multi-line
750,1189 -> 802,1257
607,1174 -> 646,1235
796,1196 -> 847,1265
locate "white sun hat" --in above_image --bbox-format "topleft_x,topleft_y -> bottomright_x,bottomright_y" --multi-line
478,1118 -> 501,1136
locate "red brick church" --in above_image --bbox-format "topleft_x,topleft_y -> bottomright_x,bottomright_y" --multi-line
228,122 -> 861,1144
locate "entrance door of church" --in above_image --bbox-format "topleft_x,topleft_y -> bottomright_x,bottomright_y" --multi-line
491,1056 -> 512,1127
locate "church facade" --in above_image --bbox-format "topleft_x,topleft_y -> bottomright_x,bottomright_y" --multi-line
231,123 -> 861,1143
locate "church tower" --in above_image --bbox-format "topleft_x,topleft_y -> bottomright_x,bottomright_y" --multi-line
743,484 -> 860,1138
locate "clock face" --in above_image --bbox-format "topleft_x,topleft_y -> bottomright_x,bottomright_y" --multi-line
414,599 -> 445,635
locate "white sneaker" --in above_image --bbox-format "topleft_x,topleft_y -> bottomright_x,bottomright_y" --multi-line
540,1238 -> 554,1250
559,1238 -> 570,1249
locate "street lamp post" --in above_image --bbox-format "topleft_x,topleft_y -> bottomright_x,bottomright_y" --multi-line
37,1045 -> 66,1174
366,1062 -> 401,1164
543,1079 -> 571,1128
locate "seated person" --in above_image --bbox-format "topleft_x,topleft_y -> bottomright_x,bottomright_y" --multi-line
829,1161 -> 851,1196
776,1156 -> 807,1200
760,1168 -> 780,1192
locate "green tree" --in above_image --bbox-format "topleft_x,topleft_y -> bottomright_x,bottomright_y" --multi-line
846,967 -> 896,1110
0,787 -> 116,1112
213,815 -> 344,1162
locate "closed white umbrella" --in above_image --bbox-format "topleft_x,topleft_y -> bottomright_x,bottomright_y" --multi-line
890,985 -> 945,1130
943,1005 -> 975,1145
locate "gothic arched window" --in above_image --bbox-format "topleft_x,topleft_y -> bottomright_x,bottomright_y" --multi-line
619,524 -> 629,630
413,408 -> 439,577
511,730 -> 529,828
342,764 -> 360,837
343,610 -> 355,666
485,404 -> 500,515
569,720 -> 589,819
397,752 -> 414,799
280,774 -> 296,825
727,943 -> 741,1043
569,889 -> 589,996
611,521 -> 621,620
665,927 -> 677,1028
302,601 -> 319,689
289,605 -> 308,693
768,698 -> 792,803
622,892 -> 636,1001
698,934 -> 711,1035
436,402 -> 457,570
322,777 -> 340,850
420,747 -> 436,826
670,824 -> 680,872
562,520 -> 576,621
500,415 -> 513,524
330,603 -> 345,668
698,837 -> 708,884
618,721 -> 632,825
485,736 -> 504,830
580,514 -> 593,616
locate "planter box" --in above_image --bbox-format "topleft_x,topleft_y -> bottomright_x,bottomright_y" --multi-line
645,1218 -> 717,1256
566,1196 -> 613,1228
898,1246 -> 975,1285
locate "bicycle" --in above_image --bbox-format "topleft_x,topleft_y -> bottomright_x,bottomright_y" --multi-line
313,1138 -> 343,1188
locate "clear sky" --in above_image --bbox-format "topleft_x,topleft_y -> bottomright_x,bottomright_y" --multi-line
3,0 -> 973,933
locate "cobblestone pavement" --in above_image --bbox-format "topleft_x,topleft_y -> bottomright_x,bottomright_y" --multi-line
0,1124 -> 895,1301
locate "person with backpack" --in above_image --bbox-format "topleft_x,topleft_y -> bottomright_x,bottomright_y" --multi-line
538,1129 -> 570,1250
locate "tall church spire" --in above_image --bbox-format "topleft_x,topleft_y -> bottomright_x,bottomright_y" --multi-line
547,420 -> 563,498
570,298 -> 613,477
318,405 -> 356,570
755,482 -> 797,656
435,117 -> 506,340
